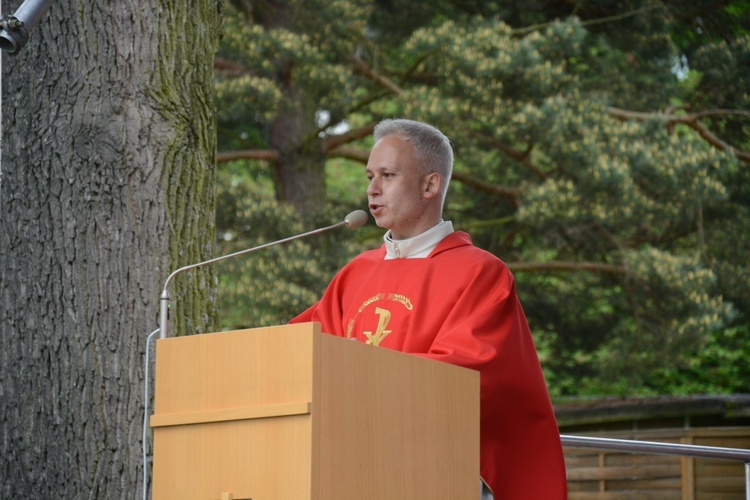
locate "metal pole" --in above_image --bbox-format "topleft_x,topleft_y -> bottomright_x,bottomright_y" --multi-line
1,2 -> 3,187
561,435 -> 750,498
561,435 -> 750,461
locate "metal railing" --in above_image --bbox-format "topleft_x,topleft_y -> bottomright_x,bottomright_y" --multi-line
560,434 -> 750,500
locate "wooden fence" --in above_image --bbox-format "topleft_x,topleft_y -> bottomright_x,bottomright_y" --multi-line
564,427 -> 750,499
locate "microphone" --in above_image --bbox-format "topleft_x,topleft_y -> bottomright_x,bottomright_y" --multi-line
0,0 -> 55,55
158,209 -> 368,339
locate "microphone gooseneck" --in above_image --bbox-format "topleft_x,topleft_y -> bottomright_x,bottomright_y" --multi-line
158,210 -> 368,339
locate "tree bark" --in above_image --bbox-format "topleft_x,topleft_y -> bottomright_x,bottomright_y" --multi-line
0,0 -> 220,497
253,0 -> 327,215
268,99 -> 327,214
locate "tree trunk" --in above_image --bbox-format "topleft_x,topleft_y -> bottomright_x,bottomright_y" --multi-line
258,0 -> 327,215
0,0 -> 220,497
268,90 -> 327,215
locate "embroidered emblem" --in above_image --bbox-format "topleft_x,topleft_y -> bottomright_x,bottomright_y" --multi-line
363,307 -> 392,346
347,293 -> 414,345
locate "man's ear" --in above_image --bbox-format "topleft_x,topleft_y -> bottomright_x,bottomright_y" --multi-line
423,172 -> 441,199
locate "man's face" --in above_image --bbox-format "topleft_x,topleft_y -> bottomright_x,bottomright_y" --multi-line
365,134 -> 434,240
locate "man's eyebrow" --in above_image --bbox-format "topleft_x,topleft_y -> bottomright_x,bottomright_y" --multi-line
366,164 -> 401,172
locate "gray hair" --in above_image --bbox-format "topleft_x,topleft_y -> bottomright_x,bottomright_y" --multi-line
373,119 -> 453,197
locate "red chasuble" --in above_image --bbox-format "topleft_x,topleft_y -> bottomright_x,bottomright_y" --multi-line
290,231 -> 567,498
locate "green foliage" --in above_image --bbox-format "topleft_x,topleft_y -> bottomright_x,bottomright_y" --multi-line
650,320 -> 750,395
214,0 -> 750,396
216,1 -> 371,132
690,35 -> 750,149
215,162 -> 374,330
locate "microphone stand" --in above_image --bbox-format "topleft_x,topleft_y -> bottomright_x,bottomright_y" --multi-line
158,210 -> 368,339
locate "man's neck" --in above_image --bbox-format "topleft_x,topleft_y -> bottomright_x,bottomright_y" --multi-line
384,220 -> 454,259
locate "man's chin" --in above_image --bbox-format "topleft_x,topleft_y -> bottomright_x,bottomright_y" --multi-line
370,214 -> 386,228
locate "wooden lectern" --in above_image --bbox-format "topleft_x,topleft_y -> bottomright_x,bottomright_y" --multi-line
150,322 -> 480,500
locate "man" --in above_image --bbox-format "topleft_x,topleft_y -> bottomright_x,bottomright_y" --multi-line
290,119 -> 567,499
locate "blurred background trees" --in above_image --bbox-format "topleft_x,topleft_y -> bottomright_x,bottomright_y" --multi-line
213,0 -> 749,397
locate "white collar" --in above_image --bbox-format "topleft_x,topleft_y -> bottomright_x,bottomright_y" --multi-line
383,220 -> 454,259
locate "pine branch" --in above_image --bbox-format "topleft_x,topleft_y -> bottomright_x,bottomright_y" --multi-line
508,260 -> 627,275
322,123 -> 376,151
214,56 -> 251,74
512,4 -> 661,36
217,149 -> 279,163
347,54 -> 404,95
450,170 -> 522,206
325,145 -> 369,163
607,106 -> 750,164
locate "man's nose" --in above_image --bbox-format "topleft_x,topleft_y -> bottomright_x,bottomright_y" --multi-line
367,178 -> 380,196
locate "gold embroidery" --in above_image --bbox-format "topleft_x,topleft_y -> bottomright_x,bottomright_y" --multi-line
387,293 -> 413,310
359,293 -> 385,313
348,292 -> 414,345
363,307 -> 392,346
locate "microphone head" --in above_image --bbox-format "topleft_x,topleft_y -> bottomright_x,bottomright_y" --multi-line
344,210 -> 368,228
